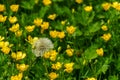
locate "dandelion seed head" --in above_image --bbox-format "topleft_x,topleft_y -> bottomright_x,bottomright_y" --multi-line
32,38 -> 54,57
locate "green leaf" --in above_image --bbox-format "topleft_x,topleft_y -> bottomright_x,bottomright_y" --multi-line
39,6 -> 49,18
73,29 -> 82,36
88,22 -> 101,33
21,0 -> 35,10
83,44 -> 98,60
108,75 -> 118,80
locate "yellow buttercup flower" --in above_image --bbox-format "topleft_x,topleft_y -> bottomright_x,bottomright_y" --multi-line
84,6 -> 93,12
11,73 -> 23,80
10,4 -> 19,12
11,51 -> 26,60
86,77 -> 97,80
101,33 -> 111,41
57,31 -> 65,39
9,23 -> 19,32
102,2 -> 111,11
0,4 -> 5,12
66,48 -> 74,57
49,50 -> 58,61
96,48 -> 104,56
48,14 -> 56,20
1,46 -> 11,54
49,72 -> 58,80
34,18 -> 43,27
49,30 -> 58,38
75,0 -> 83,4
26,35 -> 38,45
43,51 -> 50,59
41,22 -> 49,33
0,41 -> 10,48
41,22 -> 49,30
112,2 -> 120,11
0,14 -> 7,22
52,62 -> 62,70
42,0 -> 52,6
66,26 -> 76,34
25,25 -> 35,32
101,25 -> 108,31
9,16 -> 18,24
15,30 -> 22,37
64,62 -> 74,73
16,64 -> 29,72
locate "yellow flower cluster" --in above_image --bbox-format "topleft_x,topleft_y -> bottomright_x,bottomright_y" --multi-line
86,77 -> 97,80
96,48 -> 104,56
49,30 -> 65,39
42,0 -> 52,6
43,50 -> 58,61
16,64 -> 29,72
0,4 -> 5,12
0,14 -> 7,22
101,33 -> 111,41
25,25 -> 35,32
52,62 -> 62,70
66,48 -> 74,57
10,4 -> 19,12
11,51 -> 26,60
64,62 -> 74,73
48,14 -> 57,20
9,23 -> 22,37
101,2 -> 120,11
11,73 -> 23,80
75,0 -> 83,4
66,26 -> 76,34
84,6 -> 93,12
0,37 -> 12,54
49,72 -> 58,80
101,25 -> 108,31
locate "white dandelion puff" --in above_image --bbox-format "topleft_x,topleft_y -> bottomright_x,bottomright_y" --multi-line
32,38 -> 54,57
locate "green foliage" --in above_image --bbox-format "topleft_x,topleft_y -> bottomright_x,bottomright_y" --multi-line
0,0 -> 120,80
